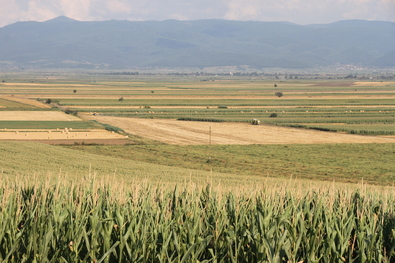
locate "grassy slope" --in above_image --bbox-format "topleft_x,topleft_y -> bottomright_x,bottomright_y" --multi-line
65,143 -> 395,185
0,141 -> 250,186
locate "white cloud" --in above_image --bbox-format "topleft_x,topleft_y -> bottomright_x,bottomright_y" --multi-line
224,1 -> 261,20
59,0 -> 95,21
0,0 -> 394,27
106,0 -> 132,14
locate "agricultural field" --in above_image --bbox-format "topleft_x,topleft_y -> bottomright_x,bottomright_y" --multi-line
1,141 -> 395,262
1,72 -> 395,262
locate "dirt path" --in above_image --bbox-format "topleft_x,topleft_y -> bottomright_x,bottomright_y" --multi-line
82,115 -> 395,145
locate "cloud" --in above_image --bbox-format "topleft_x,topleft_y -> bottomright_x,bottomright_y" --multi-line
222,0 -> 395,24
0,0 -> 394,28
106,0 -> 132,14
224,1 -> 261,20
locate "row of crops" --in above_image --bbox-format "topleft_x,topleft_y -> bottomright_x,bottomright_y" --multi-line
58,98 -> 395,107
2,180 -> 395,262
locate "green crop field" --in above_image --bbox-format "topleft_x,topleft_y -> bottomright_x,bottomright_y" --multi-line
65,143 -> 395,185
1,141 -> 395,262
1,176 -> 395,262
0,120 -> 98,129
1,73 -> 395,262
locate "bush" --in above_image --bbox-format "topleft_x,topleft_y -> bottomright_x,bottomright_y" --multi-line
275,92 -> 284,97
46,99 -> 52,104
118,97 -> 124,101
270,113 -> 278,118
64,109 -> 78,116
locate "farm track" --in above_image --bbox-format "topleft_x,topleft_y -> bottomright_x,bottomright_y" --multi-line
82,115 -> 395,145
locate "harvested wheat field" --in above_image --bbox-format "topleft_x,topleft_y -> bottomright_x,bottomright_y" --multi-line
0,111 -> 80,121
83,115 -> 395,145
0,96 -> 51,108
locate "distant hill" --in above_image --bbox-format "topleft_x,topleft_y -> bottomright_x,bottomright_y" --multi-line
0,17 -> 394,69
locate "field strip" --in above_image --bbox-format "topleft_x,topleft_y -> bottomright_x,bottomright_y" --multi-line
0,130 -> 127,140
41,95 -> 395,100
82,115 -> 395,145
353,81 -> 395,86
1,83 -> 94,87
71,105 -> 395,109
0,95 -> 51,108
0,111 -> 81,121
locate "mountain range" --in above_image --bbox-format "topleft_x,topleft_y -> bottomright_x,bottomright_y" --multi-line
0,16 -> 394,69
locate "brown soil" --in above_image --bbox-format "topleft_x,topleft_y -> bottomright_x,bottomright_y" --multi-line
82,115 -> 395,145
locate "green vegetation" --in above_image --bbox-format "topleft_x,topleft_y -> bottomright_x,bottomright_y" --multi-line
57,98 -> 395,107
0,142 -> 229,184
1,75 -> 395,262
65,143 -> 395,185
1,177 -> 395,262
20,78 -> 391,136
0,121 -> 97,129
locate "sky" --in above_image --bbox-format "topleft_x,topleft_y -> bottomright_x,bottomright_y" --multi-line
1,0 -> 395,27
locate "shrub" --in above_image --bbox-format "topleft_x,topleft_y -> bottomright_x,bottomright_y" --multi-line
118,97 -> 124,101
64,109 -> 78,116
275,92 -> 284,97
270,113 -> 278,118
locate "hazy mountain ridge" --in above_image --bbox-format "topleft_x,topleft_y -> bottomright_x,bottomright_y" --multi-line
0,16 -> 394,69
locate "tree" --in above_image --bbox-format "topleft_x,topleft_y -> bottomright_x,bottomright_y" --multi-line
275,92 -> 284,97
73,89 -> 77,93
118,97 -> 124,101
46,99 -> 52,104
274,83 -> 277,87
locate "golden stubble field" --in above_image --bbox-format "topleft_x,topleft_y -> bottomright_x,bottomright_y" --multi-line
0,95 -> 51,108
82,114 -> 395,145
0,111 -> 127,141
0,111 -> 80,121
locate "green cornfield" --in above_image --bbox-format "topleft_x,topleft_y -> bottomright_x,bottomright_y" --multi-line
1,177 -> 395,262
